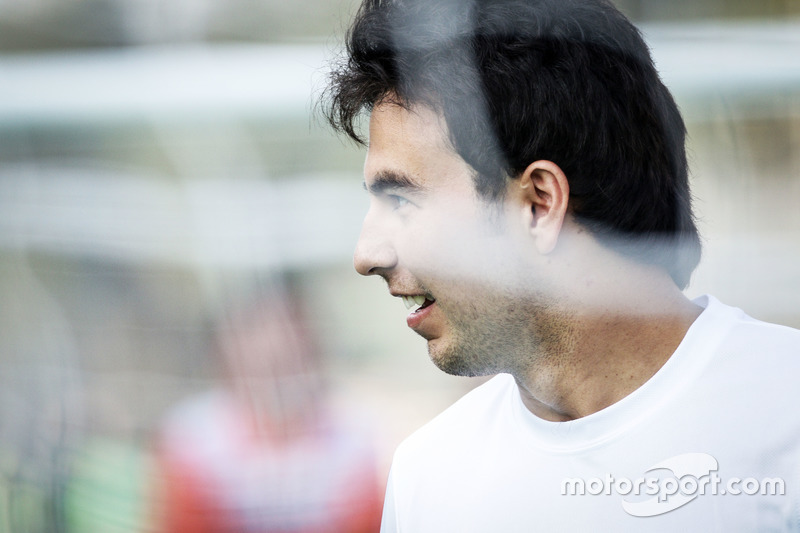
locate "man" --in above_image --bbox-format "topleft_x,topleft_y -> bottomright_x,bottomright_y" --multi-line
157,285 -> 383,532
324,0 -> 800,530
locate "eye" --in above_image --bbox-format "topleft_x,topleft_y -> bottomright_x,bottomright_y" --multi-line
388,194 -> 411,210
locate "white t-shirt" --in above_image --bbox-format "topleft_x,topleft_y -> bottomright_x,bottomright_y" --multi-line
380,295 -> 800,532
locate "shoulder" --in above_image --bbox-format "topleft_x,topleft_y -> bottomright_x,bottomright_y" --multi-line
720,310 -> 800,383
694,295 -> 800,351
392,374 -> 517,469
704,295 -> 800,357
689,296 -> 800,410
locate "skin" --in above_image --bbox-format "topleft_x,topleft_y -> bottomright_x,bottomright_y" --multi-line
355,99 -> 702,422
219,299 -> 323,442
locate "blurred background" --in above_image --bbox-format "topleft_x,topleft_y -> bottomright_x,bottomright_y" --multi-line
0,0 -> 799,531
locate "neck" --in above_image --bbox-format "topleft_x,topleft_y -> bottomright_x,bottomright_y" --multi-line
514,265 -> 702,422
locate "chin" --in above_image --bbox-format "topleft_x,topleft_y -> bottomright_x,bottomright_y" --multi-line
427,340 -> 497,378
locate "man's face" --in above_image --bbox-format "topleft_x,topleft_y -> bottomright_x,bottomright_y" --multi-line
355,101 -> 549,376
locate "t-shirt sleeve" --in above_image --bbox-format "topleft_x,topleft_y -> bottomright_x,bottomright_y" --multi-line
379,466 -> 399,533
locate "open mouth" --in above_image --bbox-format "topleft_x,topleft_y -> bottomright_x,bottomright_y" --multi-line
401,294 -> 436,313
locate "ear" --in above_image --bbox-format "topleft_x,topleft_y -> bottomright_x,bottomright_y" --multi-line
516,160 -> 570,254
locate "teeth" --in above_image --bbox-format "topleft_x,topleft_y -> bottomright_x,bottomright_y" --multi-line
401,295 -> 430,310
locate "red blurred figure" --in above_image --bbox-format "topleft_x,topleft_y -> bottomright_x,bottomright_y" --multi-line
157,287 -> 383,533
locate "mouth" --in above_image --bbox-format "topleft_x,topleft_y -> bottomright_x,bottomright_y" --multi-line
400,294 -> 437,331
401,294 -> 436,313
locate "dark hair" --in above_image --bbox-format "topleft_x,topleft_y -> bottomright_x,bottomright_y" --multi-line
323,0 -> 701,288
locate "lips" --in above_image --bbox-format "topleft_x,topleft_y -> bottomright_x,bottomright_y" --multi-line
404,295 -> 436,329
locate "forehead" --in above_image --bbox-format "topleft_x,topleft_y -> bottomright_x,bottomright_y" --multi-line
364,102 -> 476,193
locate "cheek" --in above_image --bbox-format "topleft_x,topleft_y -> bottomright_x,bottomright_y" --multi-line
395,227 -> 453,275
400,213 -> 510,287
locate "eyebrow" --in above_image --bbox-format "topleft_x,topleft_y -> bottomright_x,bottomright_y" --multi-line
363,170 -> 423,196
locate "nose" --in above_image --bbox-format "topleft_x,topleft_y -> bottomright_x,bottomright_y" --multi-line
353,208 -> 398,276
